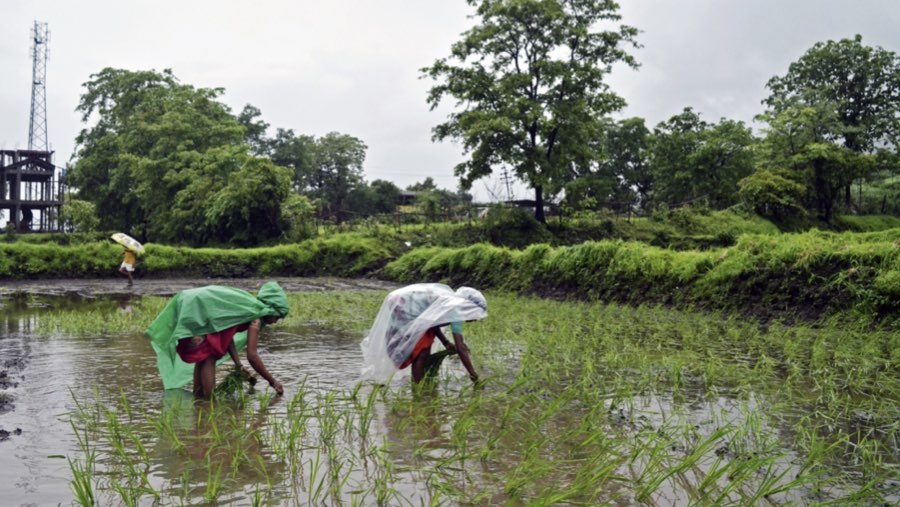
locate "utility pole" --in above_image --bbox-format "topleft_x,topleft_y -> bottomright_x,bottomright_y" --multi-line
28,21 -> 50,152
500,168 -> 513,202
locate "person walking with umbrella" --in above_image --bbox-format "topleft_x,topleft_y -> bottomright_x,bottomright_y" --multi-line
119,247 -> 137,285
112,233 -> 144,286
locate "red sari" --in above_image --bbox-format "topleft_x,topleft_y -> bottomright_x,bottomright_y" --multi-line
176,323 -> 250,364
399,328 -> 436,369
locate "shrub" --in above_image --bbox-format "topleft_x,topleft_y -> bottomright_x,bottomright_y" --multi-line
738,169 -> 807,220
483,206 -> 554,248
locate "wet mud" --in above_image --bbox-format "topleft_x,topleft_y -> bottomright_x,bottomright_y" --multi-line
0,276 -> 397,299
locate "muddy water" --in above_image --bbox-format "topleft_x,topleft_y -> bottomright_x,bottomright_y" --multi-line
0,278 -> 404,506
2,278 -> 896,505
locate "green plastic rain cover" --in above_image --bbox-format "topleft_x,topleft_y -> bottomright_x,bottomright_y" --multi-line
147,282 -> 289,389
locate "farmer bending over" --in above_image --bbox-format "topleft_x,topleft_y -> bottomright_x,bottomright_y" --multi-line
147,281 -> 289,399
361,284 -> 487,384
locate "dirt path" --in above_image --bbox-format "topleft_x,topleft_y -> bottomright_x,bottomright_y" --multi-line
0,276 -> 398,299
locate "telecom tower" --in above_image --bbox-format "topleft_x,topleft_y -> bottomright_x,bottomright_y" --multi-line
28,21 -> 49,151
0,20 -> 62,232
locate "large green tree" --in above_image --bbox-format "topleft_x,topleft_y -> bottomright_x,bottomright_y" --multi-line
268,128 -> 317,192
237,104 -> 271,156
344,179 -> 402,216
305,133 -> 367,221
764,35 -> 900,204
756,103 -> 874,222
649,108 -> 755,209
68,68 -> 292,245
423,0 -> 639,223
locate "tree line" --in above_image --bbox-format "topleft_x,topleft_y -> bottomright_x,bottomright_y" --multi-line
63,68 -> 470,245
62,1 -> 900,246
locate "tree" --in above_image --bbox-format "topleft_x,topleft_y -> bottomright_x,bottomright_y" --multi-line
406,177 -> 438,192
68,68 -> 292,244
237,104 -> 271,156
565,117 -> 650,213
422,0 -> 639,223
268,128 -> 317,192
737,169 -> 806,220
280,193 -> 316,241
756,103 -> 874,221
649,108 -> 755,209
205,157 -> 293,245
342,180 -> 401,218
764,35 -> 900,204
60,196 -> 100,232
416,189 -> 446,222
562,174 -> 612,212
308,132 -> 367,221
605,117 -> 651,211
369,179 -> 402,214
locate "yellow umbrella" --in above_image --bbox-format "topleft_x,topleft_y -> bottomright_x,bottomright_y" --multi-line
111,232 -> 145,255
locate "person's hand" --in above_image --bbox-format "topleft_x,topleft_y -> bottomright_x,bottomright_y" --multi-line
270,380 -> 284,395
469,373 -> 479,383
445,343 -> 458,354
239,365 -> 257,385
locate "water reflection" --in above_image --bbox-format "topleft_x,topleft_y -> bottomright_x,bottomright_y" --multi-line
147,390 -> 288,503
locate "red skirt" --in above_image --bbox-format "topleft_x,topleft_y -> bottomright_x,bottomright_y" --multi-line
399,329 -> 436,369
176,323 -> 250,364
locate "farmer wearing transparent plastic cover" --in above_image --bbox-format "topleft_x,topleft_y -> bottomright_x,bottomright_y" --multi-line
360,283 -> 487,383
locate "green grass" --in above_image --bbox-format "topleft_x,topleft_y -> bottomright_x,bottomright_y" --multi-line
5,213 -> 898,328
386,228 -> 900,327
835,214 -> 900,232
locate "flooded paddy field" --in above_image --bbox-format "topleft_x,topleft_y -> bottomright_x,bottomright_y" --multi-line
0,278 -> 897,505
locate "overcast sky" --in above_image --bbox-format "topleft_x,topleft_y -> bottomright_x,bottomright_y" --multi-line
2,0 -> 899,203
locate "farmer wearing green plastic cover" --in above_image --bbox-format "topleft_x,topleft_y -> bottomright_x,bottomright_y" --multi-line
147,281 -> 290,399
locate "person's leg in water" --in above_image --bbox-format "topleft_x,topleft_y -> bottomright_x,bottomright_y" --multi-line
193,363 -> 202,397
194,356 -> 217,399
411,349 -> 429,383
424,349 -> 455,378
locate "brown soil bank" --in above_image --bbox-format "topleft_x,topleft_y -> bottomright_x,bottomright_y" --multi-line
0,277 -> 397,300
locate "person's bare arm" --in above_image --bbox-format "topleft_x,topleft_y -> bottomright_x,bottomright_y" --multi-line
245,319 -> 283,394
227,340 -> 242,368
227,339 -> 254,380
452,332 -> 478,382
434,327 -> 457,353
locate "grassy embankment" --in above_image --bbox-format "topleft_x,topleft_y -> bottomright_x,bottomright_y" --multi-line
34,289 -> 899,505
387,228 -> 900,327
2,211 -> 898,325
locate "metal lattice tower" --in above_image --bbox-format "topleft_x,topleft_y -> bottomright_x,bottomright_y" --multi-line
28,21 -> 50,151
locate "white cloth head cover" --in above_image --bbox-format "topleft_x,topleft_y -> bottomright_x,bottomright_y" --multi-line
360,283 -> 487,382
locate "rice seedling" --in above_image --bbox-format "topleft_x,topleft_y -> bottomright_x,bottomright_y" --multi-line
68,420 -> 97,507
203,455 -> 225,502
30,285 -> 890,505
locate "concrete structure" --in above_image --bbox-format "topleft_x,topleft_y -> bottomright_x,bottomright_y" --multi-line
0,150 -> 63,231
